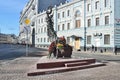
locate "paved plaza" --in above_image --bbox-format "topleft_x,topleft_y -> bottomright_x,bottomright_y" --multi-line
0,56 -> 120,80
0,44 -> 120,80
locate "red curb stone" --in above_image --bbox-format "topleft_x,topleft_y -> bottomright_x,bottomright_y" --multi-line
37,58 -> 96,69
27,63 -> 105,76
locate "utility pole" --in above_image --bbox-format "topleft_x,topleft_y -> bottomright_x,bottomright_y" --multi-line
84,0 -> 86,51
24,18 -> 31,56
24,27 -> 29,56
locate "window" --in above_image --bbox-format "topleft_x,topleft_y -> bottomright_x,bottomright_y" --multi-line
44,18 -> 46,22
105,16 -> 109,25
38,29 -> 40,33
58,25 -> 60,31
58,13 -> 60,19
44,38 -> 46,42
38,38 -> 39,42
87,4 -> 91,12
87,36 -> 91,44
104,0 -> 109,7
62,24 -> 65,30
62,12 -> 65,18
67,10 -> 70,16
75,10 -> 81,28
39,19 -> 40,24
41,38 -> 42,42
47,38 -> 49,42
75,10 -> 80,17
67,23 -> 70,30
67,37 -> 70,44
104,34 -> 110,44
88,19 -> 91,27
41,28 -> 43,33
96,17 -> 99,26
41,18 -> 43,23
44,27 -> 46,32
76,20 -> 81,28
95,1 -> 99,10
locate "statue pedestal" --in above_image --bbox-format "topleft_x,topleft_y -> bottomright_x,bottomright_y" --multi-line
27,57 -> 105,76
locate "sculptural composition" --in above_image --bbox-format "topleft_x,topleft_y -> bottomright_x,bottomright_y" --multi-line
46,6 -> 72,58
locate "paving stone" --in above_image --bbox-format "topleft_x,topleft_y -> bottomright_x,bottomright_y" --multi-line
0,57 -> 120,80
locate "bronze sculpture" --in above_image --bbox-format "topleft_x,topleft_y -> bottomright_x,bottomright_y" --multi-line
46,6 -> 72,58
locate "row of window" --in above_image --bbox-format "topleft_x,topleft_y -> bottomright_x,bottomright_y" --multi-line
57,0 -> 110,19
38,10 -> 70,24
58,10 -> 70,19
38,27 -> 47,33
58,23 -> 70,31
37,37 -> 50,43
38,15 -> 109,33
87,0 -> 110,12
87,34 -> 110,45
38,34 -> 110,45
37,37 -> 71,43
87,15 -> 109,27
38,17 -> 46,24
38,23 -> 71,33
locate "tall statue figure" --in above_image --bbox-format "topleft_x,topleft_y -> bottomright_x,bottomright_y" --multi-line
46,6 -> 57,41
46,6 -> 72,58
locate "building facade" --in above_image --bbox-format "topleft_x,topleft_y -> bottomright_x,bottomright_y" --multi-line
19,0 -> 66,46
0,33 -> 18,44
20,0 -> 120,52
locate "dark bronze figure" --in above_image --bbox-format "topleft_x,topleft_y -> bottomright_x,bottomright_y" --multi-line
46,6 -> 72,58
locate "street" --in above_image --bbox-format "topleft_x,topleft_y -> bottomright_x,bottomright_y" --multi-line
0,44 -> 47,60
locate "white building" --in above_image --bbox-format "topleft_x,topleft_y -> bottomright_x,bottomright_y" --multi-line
19,0 -> 66,46
20,0 -> 120,53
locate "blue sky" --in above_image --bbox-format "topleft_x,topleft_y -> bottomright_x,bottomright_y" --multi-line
0,0 -> 71,36
0,0 -> 29,35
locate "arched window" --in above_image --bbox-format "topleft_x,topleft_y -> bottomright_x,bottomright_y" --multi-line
75,20 -> 81,28
75,10 -> 80,17
75,10 -> 81,28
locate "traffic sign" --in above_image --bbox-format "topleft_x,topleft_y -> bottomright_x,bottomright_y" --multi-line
24,19 -> 30,25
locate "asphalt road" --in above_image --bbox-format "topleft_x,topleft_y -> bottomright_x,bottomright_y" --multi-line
0,44 -> 47,60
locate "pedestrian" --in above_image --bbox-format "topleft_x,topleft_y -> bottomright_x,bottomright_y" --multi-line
114,46 -> 117,55
91,45 -> 94,52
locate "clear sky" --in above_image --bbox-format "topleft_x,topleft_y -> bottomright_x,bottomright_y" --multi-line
0,0 -> 29,36
0,0 -> 71,36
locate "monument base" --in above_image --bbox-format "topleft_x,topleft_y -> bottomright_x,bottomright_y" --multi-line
27,56 -> 105,76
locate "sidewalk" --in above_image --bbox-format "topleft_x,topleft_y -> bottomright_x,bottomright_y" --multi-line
40,47 -> 120,56
73,50 -> 120,56
1,55 -> 120,80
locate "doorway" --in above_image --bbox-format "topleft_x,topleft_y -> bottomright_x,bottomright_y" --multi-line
32,28 -> 35,47
75,37 -> 80,50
